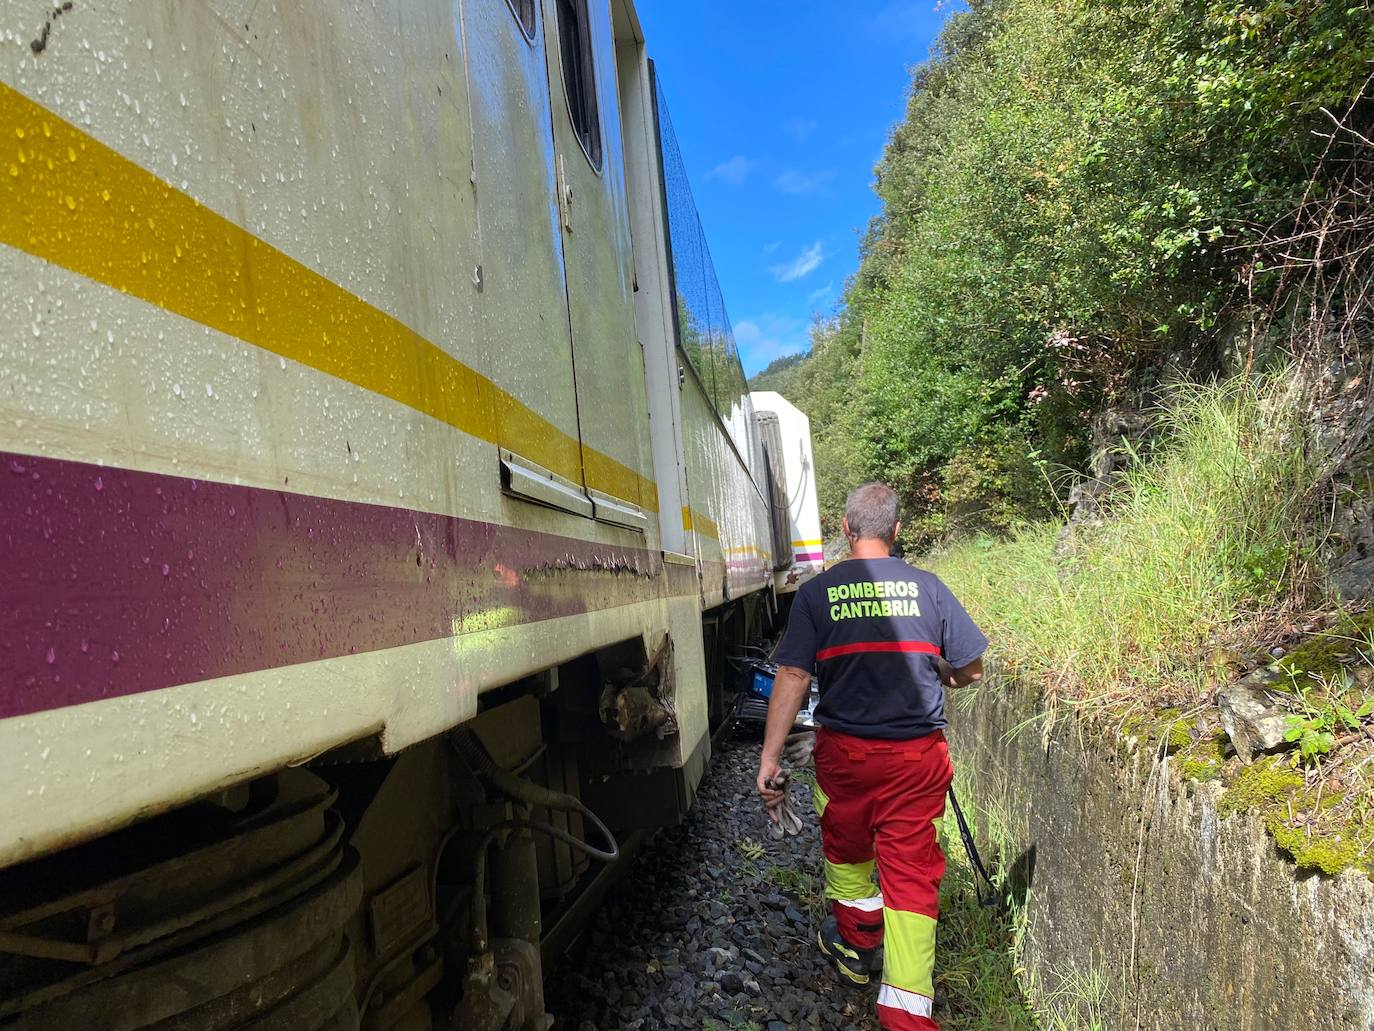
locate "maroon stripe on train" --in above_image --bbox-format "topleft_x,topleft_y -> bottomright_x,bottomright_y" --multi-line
815,640 -> 941,662
1,451 -> 675,720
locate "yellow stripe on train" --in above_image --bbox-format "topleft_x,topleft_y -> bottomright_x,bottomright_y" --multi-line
0,81 -> 656,512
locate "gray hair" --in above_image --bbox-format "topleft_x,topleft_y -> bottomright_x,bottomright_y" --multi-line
845,482 -> 900,543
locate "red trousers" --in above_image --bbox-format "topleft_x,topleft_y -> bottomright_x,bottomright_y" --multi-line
813,727 -> 953,1031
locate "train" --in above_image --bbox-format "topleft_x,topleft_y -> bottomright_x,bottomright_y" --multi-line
0,2 -> 821,1029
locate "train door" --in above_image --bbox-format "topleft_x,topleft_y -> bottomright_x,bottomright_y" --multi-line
540,0 -> 655,527
462,0 -> 591,514
615,35 -> 692,556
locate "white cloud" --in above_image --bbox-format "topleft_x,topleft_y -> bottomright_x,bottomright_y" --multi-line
734,314 -> 810,373
705,155 -> 753,185
770,241 -> 824,283
762,240 -> 783,255
734,319 -> 763,341
775,168 -> 836,196
807,280 -> 836,307
784,117 -> 819,142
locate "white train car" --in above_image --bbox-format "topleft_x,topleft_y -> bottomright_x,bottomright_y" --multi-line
753,390 -> 824,590
0,1 -> 818,1027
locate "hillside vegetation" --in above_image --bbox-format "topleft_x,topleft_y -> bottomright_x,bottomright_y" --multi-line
748,352 -> 808,397
752,0 -> 1374,875
760,0 -> 1372,547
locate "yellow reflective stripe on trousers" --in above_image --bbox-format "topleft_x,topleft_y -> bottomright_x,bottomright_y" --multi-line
881,908 -> 938,999
0,80 -> 657,511
823,858 -> 876,903
812,782 -> 829,818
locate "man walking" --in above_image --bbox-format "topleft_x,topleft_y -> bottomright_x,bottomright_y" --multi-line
756,483 -> 987,1031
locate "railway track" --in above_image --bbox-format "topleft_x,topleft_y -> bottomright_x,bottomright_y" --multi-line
545,733 -> 881,1030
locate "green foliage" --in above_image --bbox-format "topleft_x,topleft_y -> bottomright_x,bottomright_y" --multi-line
938,427 -> 1055,540
1268,822 -> 1361,877
1281,676 -> 1374,765
931,374 -> 1315,704
764,0 -> 1373,537
1282,715 -> 1336,764
747,351 -> 808,397
762,863 -> 824,919
736,838 -> 765,862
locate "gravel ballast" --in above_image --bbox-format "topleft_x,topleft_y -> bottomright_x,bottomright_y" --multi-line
547,735 -> 882,1030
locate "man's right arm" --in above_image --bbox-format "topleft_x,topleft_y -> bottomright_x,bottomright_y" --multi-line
935,576 -> 988,688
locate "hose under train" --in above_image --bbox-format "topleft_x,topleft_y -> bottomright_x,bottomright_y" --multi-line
452,732 -> 620,956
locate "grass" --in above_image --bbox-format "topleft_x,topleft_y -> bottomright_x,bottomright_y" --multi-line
929,371 -> 1374,876
931,372 -> 1316,714
938,769 -> 1116,1030
763,862 -> 826,918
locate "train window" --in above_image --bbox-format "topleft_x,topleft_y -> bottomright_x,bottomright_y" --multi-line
555,0 -> 602,169
505,0 -> 537,40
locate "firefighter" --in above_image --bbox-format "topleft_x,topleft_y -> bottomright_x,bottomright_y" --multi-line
756,482 -> 987,1031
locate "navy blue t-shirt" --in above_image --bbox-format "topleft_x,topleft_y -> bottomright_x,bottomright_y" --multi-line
774,557 -> 988,740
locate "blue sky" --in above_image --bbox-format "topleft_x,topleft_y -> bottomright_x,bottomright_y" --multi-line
637,2 -> 953,376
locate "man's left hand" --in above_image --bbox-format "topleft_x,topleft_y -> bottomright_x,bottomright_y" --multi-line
757,755 -> 786,822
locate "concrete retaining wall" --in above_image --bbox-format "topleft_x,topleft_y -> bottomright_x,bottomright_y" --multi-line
946,680 -> 1374,1030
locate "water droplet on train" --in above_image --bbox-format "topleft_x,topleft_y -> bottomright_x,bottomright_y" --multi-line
160,563 -> 170,576
45,646 -> 56,664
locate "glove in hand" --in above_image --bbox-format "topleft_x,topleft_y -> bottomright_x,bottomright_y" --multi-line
764,772 -> 805,839
782,730 -> 816,768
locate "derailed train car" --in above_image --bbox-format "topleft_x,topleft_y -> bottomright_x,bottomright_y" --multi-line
0,2 -> 819,1028
752,390 -> 824,592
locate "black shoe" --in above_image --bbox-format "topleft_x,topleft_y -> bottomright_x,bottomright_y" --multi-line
816,916 -> 880,986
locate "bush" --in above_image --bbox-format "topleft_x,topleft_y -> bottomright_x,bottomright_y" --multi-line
940,427 -> 1054,540
930,372 -> 1315,707
764,0 -> 1373,538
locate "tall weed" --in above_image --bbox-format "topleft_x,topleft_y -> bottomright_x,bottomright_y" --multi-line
931,373 -> 1315,709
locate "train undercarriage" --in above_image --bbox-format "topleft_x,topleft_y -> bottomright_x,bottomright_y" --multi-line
0,597 -> 775,1031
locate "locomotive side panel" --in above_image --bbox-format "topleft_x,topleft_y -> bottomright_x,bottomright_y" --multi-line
0,1 -> 806,1023
675,369 -> 773,608
647,67 -> 774,607
0,0 -> 707,869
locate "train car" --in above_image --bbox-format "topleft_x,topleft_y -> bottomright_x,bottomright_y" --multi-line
752,391 -> 824,591
0,2 -> 819,1028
